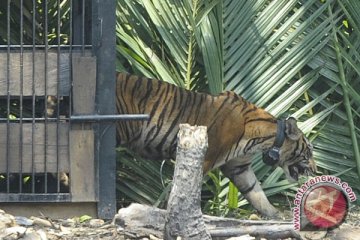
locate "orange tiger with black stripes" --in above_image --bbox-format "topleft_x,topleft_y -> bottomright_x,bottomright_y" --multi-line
116,73 -> 316,218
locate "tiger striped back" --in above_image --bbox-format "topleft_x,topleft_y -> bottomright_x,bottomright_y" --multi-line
116,73 -> 280,172
116,72 -> 316,218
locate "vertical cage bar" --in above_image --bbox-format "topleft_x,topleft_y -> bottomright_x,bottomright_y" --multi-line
44,0 -> 49,193
92,0 -> 117,219
68,0 -> 73,194
56,0 -> 61,193
81,0 -> 85,55
19,0 -> 24,193
73,0 -> 91,47
31,0 -> 36,194
6,0 -> 11,194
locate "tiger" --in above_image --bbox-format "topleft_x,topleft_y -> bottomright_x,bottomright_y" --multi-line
116,73 -> 316,218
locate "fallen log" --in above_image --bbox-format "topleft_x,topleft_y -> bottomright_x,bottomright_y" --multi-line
164,124 -> 211,239
113,203 -> 301,240
209,226 -> 300,239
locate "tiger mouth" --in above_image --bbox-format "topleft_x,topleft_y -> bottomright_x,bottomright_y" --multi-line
288,161 -> 314,181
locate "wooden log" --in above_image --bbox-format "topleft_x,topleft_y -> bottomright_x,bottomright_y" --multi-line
209,226 -> 301,239
164,124 -> 211,240
113,203 -> 302,240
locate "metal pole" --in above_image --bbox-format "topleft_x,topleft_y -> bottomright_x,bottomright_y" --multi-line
92,0 -> 117,219
70,114 -> 149,122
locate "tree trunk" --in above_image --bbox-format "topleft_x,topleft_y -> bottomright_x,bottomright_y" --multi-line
164,124 -> 211,240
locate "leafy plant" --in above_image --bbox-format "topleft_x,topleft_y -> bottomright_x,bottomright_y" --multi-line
0,0 -> 71,45
116,147 -> 174,208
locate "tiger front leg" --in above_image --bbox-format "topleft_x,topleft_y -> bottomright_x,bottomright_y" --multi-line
220,160 -> 280,218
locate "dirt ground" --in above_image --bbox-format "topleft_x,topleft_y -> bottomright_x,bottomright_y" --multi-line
1,205 -> 360,240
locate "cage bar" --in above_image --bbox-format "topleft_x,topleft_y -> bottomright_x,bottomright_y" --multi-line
92,0 -> 117,219
44,0 -> 49,194
6,0 -> 11,194
31,0 -> 36,194
0,0 -> 74,198
19,0 -> 24,194
70,114 -> 150,122
54,0 -> 60,194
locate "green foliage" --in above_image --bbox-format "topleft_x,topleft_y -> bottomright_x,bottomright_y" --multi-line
202,170 -> 227,216
117,0 -> 360,216
0,0 -> 71,45
116,148 -> 174,208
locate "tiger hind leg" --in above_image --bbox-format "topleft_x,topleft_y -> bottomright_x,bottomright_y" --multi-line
220,160 -> 280,218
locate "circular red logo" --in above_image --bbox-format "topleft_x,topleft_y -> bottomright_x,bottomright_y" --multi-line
303,185 -> 348,229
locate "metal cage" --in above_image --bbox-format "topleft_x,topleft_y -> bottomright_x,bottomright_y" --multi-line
0,0 -> 136,219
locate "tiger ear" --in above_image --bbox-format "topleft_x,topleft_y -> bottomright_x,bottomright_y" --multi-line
285,117 -> 302,141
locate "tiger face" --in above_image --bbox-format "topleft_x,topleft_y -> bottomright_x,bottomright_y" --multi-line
277,118 -> 316,182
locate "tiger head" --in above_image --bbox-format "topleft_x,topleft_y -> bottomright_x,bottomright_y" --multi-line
263,117 -> 317,182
